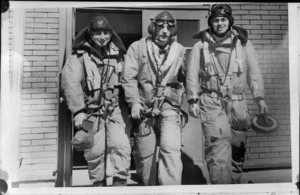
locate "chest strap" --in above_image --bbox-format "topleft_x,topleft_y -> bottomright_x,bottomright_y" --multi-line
83,53 -> 101,92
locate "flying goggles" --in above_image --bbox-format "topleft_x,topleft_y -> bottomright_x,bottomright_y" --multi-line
210,4 -> 232,15
154,18 -> 176,27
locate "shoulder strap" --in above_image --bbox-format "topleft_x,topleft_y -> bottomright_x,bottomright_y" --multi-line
83,52 -> 101,91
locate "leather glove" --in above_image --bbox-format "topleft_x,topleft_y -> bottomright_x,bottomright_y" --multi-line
131,103 -> 143,120
189,103 -> 200,118
257,99 -> 269,114
74,112 -> 87,129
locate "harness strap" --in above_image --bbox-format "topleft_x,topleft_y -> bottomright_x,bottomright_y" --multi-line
235,39 -> 244,74
203,42 -> 216,76
83,53 -> 101,91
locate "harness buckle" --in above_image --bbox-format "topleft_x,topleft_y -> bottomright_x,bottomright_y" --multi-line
155,86 -> 165,97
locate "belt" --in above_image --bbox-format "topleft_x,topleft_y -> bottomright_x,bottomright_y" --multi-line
201,88 -> 244,101
230,94 -> 244,101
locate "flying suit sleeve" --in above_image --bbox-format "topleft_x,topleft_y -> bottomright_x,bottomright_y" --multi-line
61,54 -> 86,115
186,41 -> 202,101
245,40 -> 265,100
121,41 -> 142,108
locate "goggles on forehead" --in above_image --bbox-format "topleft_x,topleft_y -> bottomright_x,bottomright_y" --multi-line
154,18 -> 176,27
210,4 -> 232,15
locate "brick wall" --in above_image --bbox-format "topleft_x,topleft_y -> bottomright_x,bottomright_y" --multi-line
19,8 -> 60,181
231,3 -> 290,168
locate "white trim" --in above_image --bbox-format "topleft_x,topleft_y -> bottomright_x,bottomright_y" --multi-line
0,7 -> 10,184
9,2 -> 210,9
58,8 -> 67,72
1,7 -> 25,187
59,7 -> 75,72
288,2 -> 300,188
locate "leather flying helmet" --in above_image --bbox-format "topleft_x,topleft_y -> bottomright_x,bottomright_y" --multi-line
208,4 -> 234,29
148,11 -> 177,39
88,16 -> 112,33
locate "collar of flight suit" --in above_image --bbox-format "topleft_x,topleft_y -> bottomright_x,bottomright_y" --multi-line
202,33 -> 244,79
192,26 -> 248,46
146,38 -> 179,74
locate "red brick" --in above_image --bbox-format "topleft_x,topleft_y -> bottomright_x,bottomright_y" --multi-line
34,40 -> 58,44
242,15 -> 261,20
21,146 -> 43,152
23,67 -> 45,72
32,83 -> 56,88
44,145 -> 57,151
35,18 -> 59,24
32,139 -> 56,145
269,10 -> 288,15
25,33 -> 47,39
251,30 -> 270,34
21,140 -> 31,146
24,45 -> 46,50
45,133 -> 58,139
260,152 -> 279,158
34,29 -> 58,34
31,127 -> 56,134
250,147 -> 270,153
47,24 -> 59,29
48,13 -> 59,18
262,15 -> 280,20
261,5 -> 280,10
26,13 -> 47,17
22,158 -> 46,165
26,23 -> 47,28
279,152 -> 291,157
271,147 -> 290,152
250,10 -> 269,15
42,121 -> 58,127
34,8 -> 59,12
32,151 -> 57,157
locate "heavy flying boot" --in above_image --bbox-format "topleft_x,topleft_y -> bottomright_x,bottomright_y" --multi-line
112,177 -> 127,186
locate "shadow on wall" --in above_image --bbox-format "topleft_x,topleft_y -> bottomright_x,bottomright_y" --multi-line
181,152 -> 207,185
0,169 -> 8,182
0,169 -> 8,194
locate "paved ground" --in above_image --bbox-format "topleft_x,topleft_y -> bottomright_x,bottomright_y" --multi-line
18,168 -> 292,187
71,168 -> 292,187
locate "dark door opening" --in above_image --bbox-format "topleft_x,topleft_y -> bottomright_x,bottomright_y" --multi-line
73,8 -> 142,169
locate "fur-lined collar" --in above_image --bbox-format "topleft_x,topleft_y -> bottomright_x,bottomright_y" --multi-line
72,26 -> 126,59
192,26 -> 248,46
72,27 -> 105,58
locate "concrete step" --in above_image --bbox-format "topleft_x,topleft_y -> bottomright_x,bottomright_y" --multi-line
72,169 -> 141,187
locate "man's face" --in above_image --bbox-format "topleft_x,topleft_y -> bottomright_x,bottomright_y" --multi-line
91,30 -> 112,47
211,16 -> 229,35
155,22 -> 173,46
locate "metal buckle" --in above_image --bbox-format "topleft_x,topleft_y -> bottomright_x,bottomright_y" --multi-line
155,86 -> 165,97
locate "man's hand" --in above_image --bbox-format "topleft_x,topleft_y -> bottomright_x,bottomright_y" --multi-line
74,112 -> 87,129
257,99 -> 268,114
189,103 -> 200,118
131,103 -> 143,120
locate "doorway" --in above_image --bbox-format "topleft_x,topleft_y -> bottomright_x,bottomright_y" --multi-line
72,8 -> 143,169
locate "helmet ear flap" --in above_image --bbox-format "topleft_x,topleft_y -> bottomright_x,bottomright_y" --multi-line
148,22 -> 153,35
147,21 -> 156,37
172,25 -> 177,37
